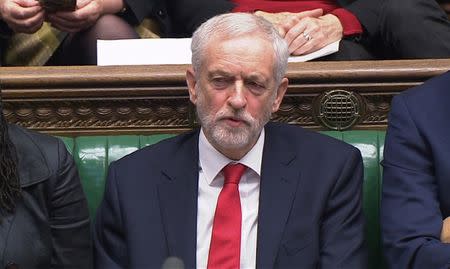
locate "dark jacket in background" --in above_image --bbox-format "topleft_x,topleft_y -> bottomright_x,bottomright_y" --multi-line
0,124 -> 92,269
382,72 -> 450,268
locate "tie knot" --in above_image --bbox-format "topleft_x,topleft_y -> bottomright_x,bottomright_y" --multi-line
223,163 -> 247,185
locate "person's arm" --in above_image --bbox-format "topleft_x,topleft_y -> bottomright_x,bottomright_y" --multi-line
320,147 -> 367,268
49,139 -> 92,269
278,11 -> 343,55
253,9 -> 338,55
93,162 -> 128,269
382,95 -> 450,268
257,7 -> 362,56
45,0 -> 124,33
441,217 -> 450,243
328,7 -> 362,37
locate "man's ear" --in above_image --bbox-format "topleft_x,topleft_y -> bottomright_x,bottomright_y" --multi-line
271,77 -> 288,113
186,68 -> 198,105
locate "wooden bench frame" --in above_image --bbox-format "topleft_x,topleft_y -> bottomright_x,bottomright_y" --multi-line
2,59 -> 450,135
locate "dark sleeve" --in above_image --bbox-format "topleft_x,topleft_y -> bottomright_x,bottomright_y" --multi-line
166,0 -> 235,36
320,147 -> 368,268
329,8 -> 363,36
381,95 -> 450,268
49,139 -> 93,269
93,162 -> 128,269
339,0 -> 384,38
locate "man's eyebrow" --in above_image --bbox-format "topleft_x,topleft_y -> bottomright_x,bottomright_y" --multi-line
207,70 -> 233,77
245,73 -> 269,84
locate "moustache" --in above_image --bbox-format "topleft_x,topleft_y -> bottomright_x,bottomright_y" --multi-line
215,109 -> 254,126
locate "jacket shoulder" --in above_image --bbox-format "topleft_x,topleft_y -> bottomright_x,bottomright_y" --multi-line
399,71 -> 450,104
266,122 -> 359,154
8,124 -> 69,186
112,129 -> 198,168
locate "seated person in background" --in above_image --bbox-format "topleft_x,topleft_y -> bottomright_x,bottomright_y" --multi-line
382,71 -> 450,268
94,12 -> 367,268
0,98 -> 92,268
0,0 -> 169,65
166,0 -> 450,60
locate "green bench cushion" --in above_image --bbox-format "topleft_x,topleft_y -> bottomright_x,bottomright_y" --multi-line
61,130 -> 385,269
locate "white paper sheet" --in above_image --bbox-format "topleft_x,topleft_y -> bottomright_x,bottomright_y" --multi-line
97,38 -> 339,66
288,40 -> 340,62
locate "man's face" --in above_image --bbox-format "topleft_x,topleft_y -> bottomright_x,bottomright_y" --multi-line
187,34 -> 288,159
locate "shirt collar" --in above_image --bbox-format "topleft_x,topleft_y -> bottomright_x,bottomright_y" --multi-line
198,128 -> 265,186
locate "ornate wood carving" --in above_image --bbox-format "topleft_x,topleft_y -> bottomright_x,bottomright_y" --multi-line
3,98 -> 193,134
2,59 -> 450,135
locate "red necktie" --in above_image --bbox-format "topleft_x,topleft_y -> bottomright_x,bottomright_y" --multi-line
207,163 -> 247,269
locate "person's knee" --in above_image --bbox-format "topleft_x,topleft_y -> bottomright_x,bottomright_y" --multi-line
92,14 -> 139,40
379,0 -> 450,58
380,0 -> 433,42
383,0 -> 445,25
382,0 -> 415,26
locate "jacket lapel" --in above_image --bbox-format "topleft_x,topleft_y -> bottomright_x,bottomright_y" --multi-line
157,131 -> 200,268
256,125 -> 301,268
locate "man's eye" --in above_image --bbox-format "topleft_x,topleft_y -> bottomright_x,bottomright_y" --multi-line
246,81 -> 265,93
211,77 -> 229,88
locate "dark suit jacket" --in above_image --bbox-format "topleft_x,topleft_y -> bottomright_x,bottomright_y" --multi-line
94,122 -> 367,268
120,0 -> 171,35
382,72 -> 450,268
0,124 -> 92,269
164,0 -> 382,38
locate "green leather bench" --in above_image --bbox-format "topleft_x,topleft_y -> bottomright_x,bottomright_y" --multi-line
60,130 -> 385,269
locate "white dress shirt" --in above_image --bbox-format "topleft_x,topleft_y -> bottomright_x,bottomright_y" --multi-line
196,128 -> 264,269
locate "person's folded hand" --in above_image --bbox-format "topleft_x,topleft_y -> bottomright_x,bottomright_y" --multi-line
441,216 -> 450,243
45,0 -> 103,32
255,10 -> 299,25
279,11 -> 343,56
0,0 -> 44,33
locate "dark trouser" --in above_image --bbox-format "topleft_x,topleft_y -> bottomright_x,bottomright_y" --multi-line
318,39 -> 376,61
373,0 -> 450,59
47,14 -> 139,66
321,0 -> 450,61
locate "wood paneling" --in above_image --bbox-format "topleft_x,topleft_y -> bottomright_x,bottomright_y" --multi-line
2,59 -> 450,135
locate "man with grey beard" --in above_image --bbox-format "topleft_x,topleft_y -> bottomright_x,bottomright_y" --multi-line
94,12 -> 367,269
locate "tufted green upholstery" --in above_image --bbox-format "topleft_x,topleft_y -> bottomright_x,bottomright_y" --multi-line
60,130 -> 385,269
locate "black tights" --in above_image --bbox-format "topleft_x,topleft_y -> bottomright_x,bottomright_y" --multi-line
47,14 -> 139,65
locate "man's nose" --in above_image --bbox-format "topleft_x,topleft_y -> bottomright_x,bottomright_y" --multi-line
228,82 -> 247,109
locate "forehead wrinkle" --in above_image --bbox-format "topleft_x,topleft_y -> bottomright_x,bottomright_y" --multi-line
245,73 -> 270,83
207,69 -> 234,78
207,68 -> 269,82
202,36 -> 276,83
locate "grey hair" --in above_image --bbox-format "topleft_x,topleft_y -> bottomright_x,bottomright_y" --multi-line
191,12 -> 289,85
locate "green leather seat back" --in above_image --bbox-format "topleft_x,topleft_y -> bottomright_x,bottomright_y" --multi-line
61,130 -> 385,269
63,134 -> 174,218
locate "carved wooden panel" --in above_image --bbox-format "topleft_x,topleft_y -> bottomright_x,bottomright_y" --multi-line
3,98 -> 193,134
1,59 -> 450,135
